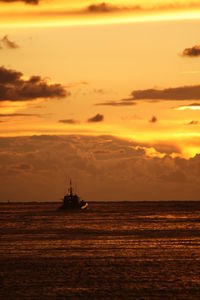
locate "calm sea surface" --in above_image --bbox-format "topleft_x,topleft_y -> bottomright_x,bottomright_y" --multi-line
0,201 -> 200,299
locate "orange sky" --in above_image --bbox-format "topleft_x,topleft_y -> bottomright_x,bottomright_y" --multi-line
1,0 -> 200,27
1,0 -> 200,200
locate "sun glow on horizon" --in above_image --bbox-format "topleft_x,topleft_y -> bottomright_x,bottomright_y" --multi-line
175,105 -> 200,111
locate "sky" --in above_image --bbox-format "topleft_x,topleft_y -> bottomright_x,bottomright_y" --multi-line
1,0 -> 200,201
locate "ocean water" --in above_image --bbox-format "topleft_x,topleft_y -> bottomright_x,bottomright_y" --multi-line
0,201 -> 200,299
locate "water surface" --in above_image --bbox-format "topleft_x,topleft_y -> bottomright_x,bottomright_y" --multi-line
0,201 -> 200,299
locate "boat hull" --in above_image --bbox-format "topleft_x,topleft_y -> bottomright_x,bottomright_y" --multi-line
60,201 -> 88,211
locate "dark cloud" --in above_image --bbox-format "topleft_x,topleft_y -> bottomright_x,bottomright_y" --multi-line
59,119 -> 79,124
86,2 -> 200,15
86,2 -> 200,14
87,2 -> 140,13
0,113 -> 39,118
188,120 -> 199,125
96,100 -> 137,107
131,85 -> 200,101
0,35 -> 19,50
182,45 -> 200,57
149,116 -> 158,123
0,66 -> 67,102
0,0 -> 38,4
88,113 -> 104,123
87,3 -> 117,13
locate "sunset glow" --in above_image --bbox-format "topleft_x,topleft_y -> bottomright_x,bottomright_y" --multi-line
1,0 -> 200,201
2,5 -> 200,300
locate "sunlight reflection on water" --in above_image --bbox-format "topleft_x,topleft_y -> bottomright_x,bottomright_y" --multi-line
1,201 -> 200,298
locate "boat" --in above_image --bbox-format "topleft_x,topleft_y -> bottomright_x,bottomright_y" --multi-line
60,180 -> 88,210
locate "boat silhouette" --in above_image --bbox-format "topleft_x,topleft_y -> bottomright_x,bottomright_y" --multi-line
60,180 -> 88,210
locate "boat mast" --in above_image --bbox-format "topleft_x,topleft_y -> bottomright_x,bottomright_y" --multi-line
69,179 -> 73,196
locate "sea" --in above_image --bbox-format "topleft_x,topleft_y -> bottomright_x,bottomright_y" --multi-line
0,201 -> 200,299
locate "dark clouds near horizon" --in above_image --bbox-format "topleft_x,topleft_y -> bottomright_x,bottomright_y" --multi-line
0,66 -> 67,102
0,135 -> 199,202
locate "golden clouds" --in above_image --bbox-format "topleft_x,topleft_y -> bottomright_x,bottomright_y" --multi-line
1,134 -> 200,201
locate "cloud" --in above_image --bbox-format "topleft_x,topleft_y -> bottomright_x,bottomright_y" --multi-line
87,2 -> 141,14
0,135 -> 200,202
0,66 -> 68,102
0,35 -> 19,50
1,0 -> 198,14
181,103 -> 200,107
96,100 -> 137,107
149,116 -> 158,123
174,103 -> 200,110
0,0 -> 39,4
88,113 -> 104,123
59,119 -> 79,124
188,120 -> 199,125
151,143 -> 180,155
182,45 -> 200,57
86,2 -> 200,15
0,113 -> 39,118
131,85 -> 200,101
87,3 -> 119,13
